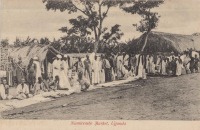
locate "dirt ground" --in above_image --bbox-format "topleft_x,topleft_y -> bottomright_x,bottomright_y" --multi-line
1,73 -> 200,120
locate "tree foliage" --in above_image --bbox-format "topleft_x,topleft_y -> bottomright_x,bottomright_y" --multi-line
43,0 -> 125,52
121,0 -> 164,52
1,39 -> 9,47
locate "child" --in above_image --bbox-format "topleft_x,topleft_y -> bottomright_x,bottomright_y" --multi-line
33,77 -> 45,95
77,71 -> 90,91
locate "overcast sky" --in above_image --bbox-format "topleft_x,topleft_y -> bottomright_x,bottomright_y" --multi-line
0,0 -> 200,43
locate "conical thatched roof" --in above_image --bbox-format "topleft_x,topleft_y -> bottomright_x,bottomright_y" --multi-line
129,31 -> 200,54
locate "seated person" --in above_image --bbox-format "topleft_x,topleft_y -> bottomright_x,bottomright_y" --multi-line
42,77 -> 50,92
48,76 -> 60,91
15,78 -> 32,100
33,77 -> 45,95
77,72 -> 90,91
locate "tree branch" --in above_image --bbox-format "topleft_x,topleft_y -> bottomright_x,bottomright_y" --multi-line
71,1 -> 89,16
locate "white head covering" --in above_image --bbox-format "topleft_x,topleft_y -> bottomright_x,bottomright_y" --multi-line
64,54 -> 68,58
57,54 -> 62,59
33,56 -> 38,60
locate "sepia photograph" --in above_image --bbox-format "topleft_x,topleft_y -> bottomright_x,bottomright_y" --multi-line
0,0 -> 200,122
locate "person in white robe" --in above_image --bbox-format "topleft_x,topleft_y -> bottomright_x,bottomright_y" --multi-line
137,55 -> 144,78
161,58 -> 167,75
116,54 -> 123,79
156,56 -> 161,73
59,55 -> 71,90
33,56 -> 42,83
92,55 -> 100,85
176,57 -> 182,76
15,78 -> 32,99
149,55 -> 155,74
52,55 -> 62,80
63,55 -> 69,76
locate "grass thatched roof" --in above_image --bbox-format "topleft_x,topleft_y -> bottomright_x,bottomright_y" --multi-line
129,31 -> 200,54
8,44 -> 102,66
9,44 -> 49,66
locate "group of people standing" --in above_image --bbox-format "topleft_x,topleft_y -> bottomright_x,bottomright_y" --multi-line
143,53 -> 200,76
0,51 -> 199,100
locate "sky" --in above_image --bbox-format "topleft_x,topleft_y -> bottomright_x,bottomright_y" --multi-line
0,0 -> 200,43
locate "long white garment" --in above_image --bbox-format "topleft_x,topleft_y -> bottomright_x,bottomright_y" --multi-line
161,60 -> 167,75
135,55 -> 140,66
48,62 -> 53,77
59,62 -> 71,90
149,56 -> 155,74
52,59 -> 60,80
176,61 -> 182,76
99,60 -> 105,83
33,61 -> 42,82
156,57 -> 161,73
92,59 -> 100,84
137,56 -> 143,78
16,84 -> 30,95
62,60 -> 69,75
146,55 -> 149,70
117,55 -> 123,69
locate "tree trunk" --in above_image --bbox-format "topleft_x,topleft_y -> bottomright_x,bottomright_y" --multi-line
94,40 -> 99,53
141,31 -> 150,53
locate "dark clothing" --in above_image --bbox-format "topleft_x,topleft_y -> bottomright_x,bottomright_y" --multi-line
12,62 -> 25,84
194,58 -> 199,72
171,60 -> 177,76
190,58 -> 195,73
105,68 -> 112,82
4,85 -> 9,95
27,64 -> 36,90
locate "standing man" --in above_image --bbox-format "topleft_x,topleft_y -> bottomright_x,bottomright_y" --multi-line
11,56 -> 24,84
75,57 -> 84,80
194,54 -> 199,72
84,55 -> 92,84
33,56 -> 42,83
27,58 -> 36,91
92,55 -> 100,84
103,56 -> 111,82
63,55 -> 69,76
171,56 -> 177,76
52,55 -> 62,80
108,55 -> 115,81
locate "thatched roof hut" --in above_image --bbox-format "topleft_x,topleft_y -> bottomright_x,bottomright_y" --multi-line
8,44 -> 102,67
8,44 -> 102,79
9,44 -> 49,67
129,31 -> 200,54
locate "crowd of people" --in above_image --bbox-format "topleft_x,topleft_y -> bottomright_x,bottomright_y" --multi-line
0,51 -> 199,100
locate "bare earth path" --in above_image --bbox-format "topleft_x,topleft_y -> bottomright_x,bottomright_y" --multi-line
1,73 -> 200,120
